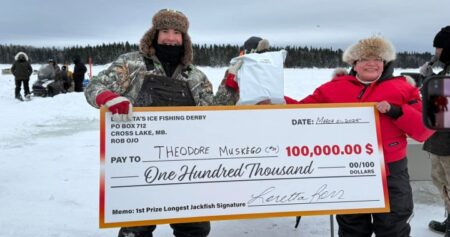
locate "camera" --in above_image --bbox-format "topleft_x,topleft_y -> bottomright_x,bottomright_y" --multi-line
422,75 -> 450,130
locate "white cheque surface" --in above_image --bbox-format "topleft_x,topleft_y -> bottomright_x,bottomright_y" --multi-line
99,104 -> 388,228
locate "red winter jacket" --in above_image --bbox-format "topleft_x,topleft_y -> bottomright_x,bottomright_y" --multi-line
300,74 -> 434,165
284,96 -> 298,104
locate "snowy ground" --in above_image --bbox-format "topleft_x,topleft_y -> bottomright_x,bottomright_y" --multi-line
0,64 -> 445,237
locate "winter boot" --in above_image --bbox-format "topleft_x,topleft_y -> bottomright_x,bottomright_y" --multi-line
15,94 -> 24,101
429,217 -> 447,234
24,94 -> 31,101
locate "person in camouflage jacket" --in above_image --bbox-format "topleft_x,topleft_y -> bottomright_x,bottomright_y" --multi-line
212,36 -> 269,105
84,9 -> 212,237
85,9 -> 214,119
213,36 -> 297,105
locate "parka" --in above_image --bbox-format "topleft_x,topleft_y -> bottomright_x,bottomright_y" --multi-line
300,67 -> 434,165
11,52 -> 32,81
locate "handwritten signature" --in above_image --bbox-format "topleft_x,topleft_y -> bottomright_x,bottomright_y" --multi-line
247,184 -> 344,205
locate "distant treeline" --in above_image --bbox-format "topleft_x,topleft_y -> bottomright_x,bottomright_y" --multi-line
0,42 -> 432,68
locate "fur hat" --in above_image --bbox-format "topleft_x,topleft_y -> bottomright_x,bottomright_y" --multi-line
342,36 -> 396,65
242,36 -> 270,54
140,9 -> 193,65
14,52 -> 29,61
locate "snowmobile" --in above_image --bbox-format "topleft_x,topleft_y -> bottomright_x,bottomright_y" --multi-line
32,64 -> 65,97
32,78 -> 64,97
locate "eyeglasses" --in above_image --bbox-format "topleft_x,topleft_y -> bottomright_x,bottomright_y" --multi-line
357,57 -> 384,63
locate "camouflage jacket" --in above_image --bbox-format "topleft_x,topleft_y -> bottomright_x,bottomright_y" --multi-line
85,51 -> 214,108
212,70 -> 239,105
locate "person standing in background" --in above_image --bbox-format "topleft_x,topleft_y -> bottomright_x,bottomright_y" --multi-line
420,25 -> 450,77
11,52 -> 33,101
72,55 -> 87,92
37,59 -> 57,81
59,65 -> 73,92
213,36 -> 297,105
422,25 -> 450,237
214,36 -> 270,105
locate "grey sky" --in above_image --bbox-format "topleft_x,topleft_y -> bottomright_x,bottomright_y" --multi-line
1,0 -> 448,52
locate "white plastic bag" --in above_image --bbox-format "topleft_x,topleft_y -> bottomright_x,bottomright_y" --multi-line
230,50 -> 287,105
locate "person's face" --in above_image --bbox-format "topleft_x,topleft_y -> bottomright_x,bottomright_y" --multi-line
435,48 -> 443,59
353,57 -> 384,82
157,29 -> 183,46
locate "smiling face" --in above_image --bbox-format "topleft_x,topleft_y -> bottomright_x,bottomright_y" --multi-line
157,29 -> 183,46
353,57 -> 384,82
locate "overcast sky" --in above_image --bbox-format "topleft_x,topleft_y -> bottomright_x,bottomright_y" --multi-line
1,0 -> 448,53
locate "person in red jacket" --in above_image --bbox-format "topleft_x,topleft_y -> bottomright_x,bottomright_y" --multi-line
300,36 -> 434,237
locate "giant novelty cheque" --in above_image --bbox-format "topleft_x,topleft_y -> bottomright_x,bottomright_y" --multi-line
99,103 -> 389,228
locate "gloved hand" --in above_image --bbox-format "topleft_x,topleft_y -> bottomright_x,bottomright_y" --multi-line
225,59 -> 243,91
96,90 -> 133,122
419,62 -> 434,77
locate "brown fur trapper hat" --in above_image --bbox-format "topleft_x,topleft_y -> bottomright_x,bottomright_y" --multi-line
342,36 -> 396,65
140,9 -> 193,65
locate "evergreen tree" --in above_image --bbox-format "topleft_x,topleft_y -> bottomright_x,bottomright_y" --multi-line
0,43 -> 432,68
